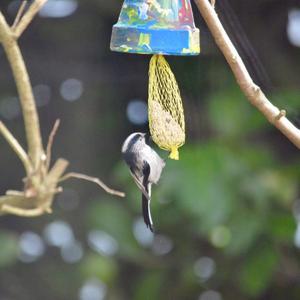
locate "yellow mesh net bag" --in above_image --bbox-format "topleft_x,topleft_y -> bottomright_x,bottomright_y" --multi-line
148,55 -> 185,160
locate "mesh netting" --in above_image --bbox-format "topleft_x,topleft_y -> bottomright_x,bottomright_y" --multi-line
148,55 -> 185,160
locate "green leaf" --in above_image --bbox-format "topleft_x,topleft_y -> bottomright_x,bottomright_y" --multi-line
239,245 -> 279,296
268,213 -> 295,242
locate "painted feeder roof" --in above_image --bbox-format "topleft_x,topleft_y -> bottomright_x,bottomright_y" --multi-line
110,0 -> 200,56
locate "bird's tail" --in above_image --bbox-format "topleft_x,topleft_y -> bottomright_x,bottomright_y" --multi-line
142,184 -> 153,232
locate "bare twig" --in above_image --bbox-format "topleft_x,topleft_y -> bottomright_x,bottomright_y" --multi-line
0,195 -> 17,204
0,12 -> 44,168
46,119 -> 60,170
0,1 -> 125,217
46,158 -> 69,185
6,190 -> 25,197
194,0 -> 300,149
1,204 -> 47,217
0,121 -> 31,173
60,172 -> 125,197
12,1 -> 28,29
13,0 -> 47,38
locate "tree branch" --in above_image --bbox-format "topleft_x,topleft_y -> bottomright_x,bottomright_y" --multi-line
46,119 -> 60,171
13,0 -> 47,38
0,121 -> 31,173
194,0 -> 300,149
1,204 -> 46,217
60,172 -> 125,197
12,1 -> 28,30
0,1 -> 125,217
46,158 -> 69,186
0,11 -> 44,168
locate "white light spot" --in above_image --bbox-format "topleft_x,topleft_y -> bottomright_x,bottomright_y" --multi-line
19,231 -> 45,263
151,234 -> 173,255
287,9 -> 300,47
79,278 -> 107,300
88,230 -> 119,257
0,97 -> 21,120
133,217 -> 154,247
60,78 -> 83,102
33,84 -> 51,107
294,223 -> 300,248
199,290 -> 222,300
61,240 -> 83,263
44,220 -> 74,247
39,0 -> 78,18
126,100 -> 148,125
194,257 -> 216,281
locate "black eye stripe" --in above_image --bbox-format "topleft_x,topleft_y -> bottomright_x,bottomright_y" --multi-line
128,133 -> 143,150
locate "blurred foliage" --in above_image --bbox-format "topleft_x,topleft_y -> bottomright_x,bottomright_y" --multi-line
111,86 -> 300,299
0,0 -> 300,300
0,231 -> 19,268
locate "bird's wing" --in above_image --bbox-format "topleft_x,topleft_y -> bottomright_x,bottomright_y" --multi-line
129,167 -> 150,201
142,161 -> 150,187
142,161 -> 154,232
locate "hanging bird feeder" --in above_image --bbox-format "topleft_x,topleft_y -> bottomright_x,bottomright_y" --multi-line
110,0 -> 200,55
110,0 -> 200,159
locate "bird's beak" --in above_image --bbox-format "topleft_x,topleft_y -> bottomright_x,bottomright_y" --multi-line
144,133 -> 152,144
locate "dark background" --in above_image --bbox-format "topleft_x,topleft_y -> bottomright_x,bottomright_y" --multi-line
0,0 -> 300,299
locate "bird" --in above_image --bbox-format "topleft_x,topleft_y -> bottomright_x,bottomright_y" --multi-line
121,132 -> 165,232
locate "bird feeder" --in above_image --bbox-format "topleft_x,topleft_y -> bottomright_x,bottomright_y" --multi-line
110,0 -> 200,55
110,0 -> 200,159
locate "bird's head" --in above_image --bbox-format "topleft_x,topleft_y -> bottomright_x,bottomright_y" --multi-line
121,132 -> 147,153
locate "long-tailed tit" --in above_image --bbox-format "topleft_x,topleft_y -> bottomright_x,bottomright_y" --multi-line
121,132 -> 165,232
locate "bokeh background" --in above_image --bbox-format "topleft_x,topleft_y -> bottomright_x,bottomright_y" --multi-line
0,0 -> 300,299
